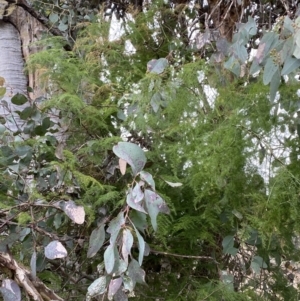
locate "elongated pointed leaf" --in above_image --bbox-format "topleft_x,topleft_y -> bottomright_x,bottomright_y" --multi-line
164,180 -> 182,187
132,223 -> 145,265
281,56 -> 300,75
104,244 -> 117,274
30,251 -> 37,280
130,211 -> 147,233
87,224 -> 105,258
126,188 -> 147,214
107,211 -> 125,245
263,58 -> 278,85
140,171 -> 155,190
128,259 -> 146,286
144,189 -> 170,231
122,228 -> 133,264
108,278 -> 123,300
113,142 -> 146,176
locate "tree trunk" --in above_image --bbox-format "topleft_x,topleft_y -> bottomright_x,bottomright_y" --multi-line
0,20 -> 28,132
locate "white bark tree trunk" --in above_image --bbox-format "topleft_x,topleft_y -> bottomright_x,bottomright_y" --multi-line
0,21 -> 28,132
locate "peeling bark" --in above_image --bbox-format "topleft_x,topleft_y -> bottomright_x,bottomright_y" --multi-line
0,251 -> 64,301
9,6 -> 47,100
0,20 -> 28,132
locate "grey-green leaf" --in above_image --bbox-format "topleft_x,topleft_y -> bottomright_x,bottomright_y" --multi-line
1,280 -> 21,301
122,228 -> 133,264
87,276 -> 106,298
104,244 -> 116,274
107,211 -> 125,245
87,224 -> 105,258
132,224 -> 145,265
281,56 -> 300,75
127,259 -> 146,286
144,189 -> 170,231
113,142 -> 146,176
140,171 -> 155,190
108,278 -> 123,300
263,58 -> 278,85
149,58 -> 168,74
30,251 -> 37,280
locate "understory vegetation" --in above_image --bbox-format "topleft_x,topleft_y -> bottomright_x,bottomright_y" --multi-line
1,1 -> 300,300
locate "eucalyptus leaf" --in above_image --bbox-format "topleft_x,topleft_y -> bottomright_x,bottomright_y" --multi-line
87,276 -> 106,298
1,280 -> 21,301
122,228 -> 133,264
87,224 -> 105,258
113,142 -> 146,176
44,241 -> 67,260
104,244 -> 117,274
144,189 -> 170,231
30,251 -> 37,280
108,278 -> 123,300
127,259 -> 146,285
132,223 -> 145,265
148,58 -> 168,74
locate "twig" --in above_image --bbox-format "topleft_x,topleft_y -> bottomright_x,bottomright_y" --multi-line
150,249 -> 218,263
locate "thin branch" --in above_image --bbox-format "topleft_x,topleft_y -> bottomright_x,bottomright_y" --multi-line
150,248 -> 218,263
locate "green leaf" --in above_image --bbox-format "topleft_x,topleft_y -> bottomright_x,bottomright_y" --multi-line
224,56 -> 240,77
150,92 -> 161,113
49,13 -> 59,23
87,276 -> 106,298
144,189 -> 170,231
293,45 -> 300,59
18,107 -> 33,120
113,142 -> 146,176
269,69 -> 281,102
11,93 -> 28,105
87,224 -> 105,258
263,58 -> 278,85
222,235 -> 238,255
129,211 -> 147,233
251,256 -> 267,274
0,87 -> 6,98
58,22 -> 68,31
281,56 -> 300,75
127,259 -> 146,286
